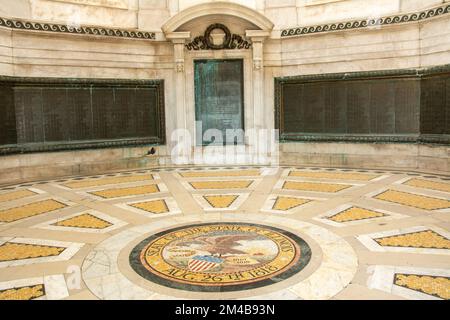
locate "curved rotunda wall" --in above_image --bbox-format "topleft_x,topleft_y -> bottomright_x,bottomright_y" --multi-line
0,0 -> 449,185
0,1 -> 449,78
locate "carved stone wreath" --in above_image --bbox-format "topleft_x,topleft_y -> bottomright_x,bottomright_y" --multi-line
185,23 -> 252,51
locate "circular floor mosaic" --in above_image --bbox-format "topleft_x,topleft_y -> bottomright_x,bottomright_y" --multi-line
129,222 -> 312,292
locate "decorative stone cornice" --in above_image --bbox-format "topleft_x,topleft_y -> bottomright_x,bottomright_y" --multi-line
281,4 -> 450,37
0,17 -> 156,40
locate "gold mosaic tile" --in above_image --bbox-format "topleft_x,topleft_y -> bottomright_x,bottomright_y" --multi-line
0,242 -> 65,262
0,199 -> 67,223
53,213 -> 112,229
289,171 -> 378,181
63,174 -> 153,189
203,195 -> 239,208
0,284 -> 45,300
374,230 -> 450,250
189,181 -> 253,190
90,184 -> 160,199
272,197 -> 310,211
282,181 -> 351,193
328,207 -> 386,223
130,200 -> 169,214
0,189 -> 37,203
404,179 -> 450,193
374,190 -> 450,210
180,170 -> 259,178
394,274 -> 450,300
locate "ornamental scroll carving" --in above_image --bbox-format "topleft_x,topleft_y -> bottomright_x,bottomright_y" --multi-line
185,24 -> 252,51
281,4 -> 450,37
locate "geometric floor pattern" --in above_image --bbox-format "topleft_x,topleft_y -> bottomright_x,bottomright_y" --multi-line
0,275 -> 69,300
0,199 -> 68,223
328,207 -> 387,223
0,242 -> 65,262
374,230 -> 450,250
0,166 -> 448,300
53,213 -> 113,229
394,274 -> 450,299
0,284 -> 45,300
374,190 -> 450,210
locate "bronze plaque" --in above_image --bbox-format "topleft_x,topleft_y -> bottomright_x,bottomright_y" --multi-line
276,72 -> 426,142
195,59 -> 244,145
0,85 -> 17,145
421,76 -> 447,134
1,78 -> 165,154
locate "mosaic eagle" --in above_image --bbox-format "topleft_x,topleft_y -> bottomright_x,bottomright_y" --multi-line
176,234 -> 257,256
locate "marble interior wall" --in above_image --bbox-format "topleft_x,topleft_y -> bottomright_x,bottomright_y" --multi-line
0,1 -> 449,80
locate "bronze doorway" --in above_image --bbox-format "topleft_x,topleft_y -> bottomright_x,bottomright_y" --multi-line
194,59 -> 244,146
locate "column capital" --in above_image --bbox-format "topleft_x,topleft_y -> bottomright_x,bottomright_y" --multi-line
165,31 -> 191,44
247,30 -> 267,71
245,30 -> 270,42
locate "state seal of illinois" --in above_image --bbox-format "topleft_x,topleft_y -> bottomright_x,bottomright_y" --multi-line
129,223 -> 311,292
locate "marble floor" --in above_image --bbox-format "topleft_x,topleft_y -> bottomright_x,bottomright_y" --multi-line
0,166 -> 449,300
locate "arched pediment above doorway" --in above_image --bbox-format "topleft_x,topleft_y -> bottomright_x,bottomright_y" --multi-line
162,1 -> 274,34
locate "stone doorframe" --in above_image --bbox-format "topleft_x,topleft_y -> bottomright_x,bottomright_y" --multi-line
162,2 -> 273,158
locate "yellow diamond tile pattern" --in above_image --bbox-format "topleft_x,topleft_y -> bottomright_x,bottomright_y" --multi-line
328,207 -> 386,223
394,274 -> 450,300
204,195 -> 239,208
0,243 -> 66,262
0,199 -> 67,223
0,284 -> 45,300
180,170 -> 260,178
53,213 -> 113,229
404,179 -> 450,193
283,181 -> 351,193
130,200 -> 169,214
289,171 -> 379,181
63,174 -> 153,189
90,184 -> 160,199
375,190 -> 450,210
374,230 -> 450,250
0,189 -> 37,203
272,197 -> 310,211
190,181 -> 253,190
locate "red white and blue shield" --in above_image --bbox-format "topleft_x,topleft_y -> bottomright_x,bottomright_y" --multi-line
188,255 -> 223,272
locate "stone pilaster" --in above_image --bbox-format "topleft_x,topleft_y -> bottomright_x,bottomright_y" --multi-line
246,30 -> 270,150
166,32 -> 191,163
166,32 -> 190,132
